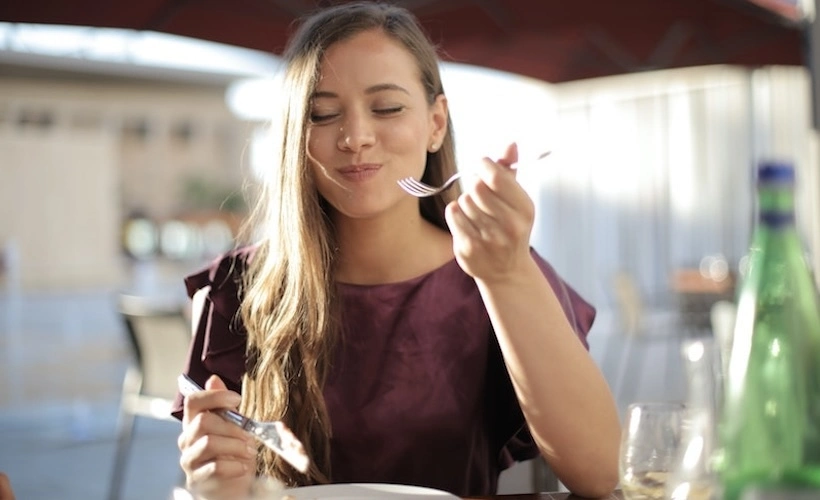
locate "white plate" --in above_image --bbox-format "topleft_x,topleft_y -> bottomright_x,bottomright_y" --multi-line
282,483 -> 459,499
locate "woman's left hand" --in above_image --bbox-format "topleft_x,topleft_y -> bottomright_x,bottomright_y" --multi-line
445,142 -> 535,283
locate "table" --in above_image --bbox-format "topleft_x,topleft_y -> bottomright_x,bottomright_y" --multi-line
670,268 -> 735,331
465,491 -> 624,499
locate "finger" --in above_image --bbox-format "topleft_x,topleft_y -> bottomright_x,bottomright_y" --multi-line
460,176 -> 512,221
458,191 -> 524,250
187,455 -> 253,485
182,432 -> 257,473
472,157 -> 534,216
445,201 -> 482,245
474,156 -> 518,195
0,472 -> 15,500
183,378 -> 242,425
180,410 -> 252,451
497,142 -> 518,169
456,191 -> 501,242
205,374 -> 228,391
460,170 -> 535,250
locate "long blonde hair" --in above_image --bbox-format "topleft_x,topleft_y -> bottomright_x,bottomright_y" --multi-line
238,1 -> 459,486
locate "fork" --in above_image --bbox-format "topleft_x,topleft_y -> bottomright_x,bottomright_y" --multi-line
177,374 -> 310,473
397,150 -> 551,197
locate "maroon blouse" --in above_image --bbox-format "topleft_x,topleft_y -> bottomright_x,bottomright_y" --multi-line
171,245 -> 596,497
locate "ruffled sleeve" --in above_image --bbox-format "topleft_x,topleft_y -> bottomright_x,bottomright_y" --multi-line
496,248 -> 597,466
532,249 -> 596,349
171,245 -> 257,420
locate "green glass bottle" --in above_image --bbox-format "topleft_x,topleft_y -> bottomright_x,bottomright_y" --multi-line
717,161 -> 820,500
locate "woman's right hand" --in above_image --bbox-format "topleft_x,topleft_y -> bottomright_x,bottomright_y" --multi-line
178,374 -> 258,499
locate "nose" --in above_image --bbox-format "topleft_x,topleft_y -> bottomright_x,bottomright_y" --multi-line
337,112 -> 375,152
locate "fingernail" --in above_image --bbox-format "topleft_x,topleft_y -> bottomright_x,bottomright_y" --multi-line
247,444 -> 257,455
227,393 -> 241,406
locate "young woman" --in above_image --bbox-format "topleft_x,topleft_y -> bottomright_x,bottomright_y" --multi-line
173,2 -> 620,498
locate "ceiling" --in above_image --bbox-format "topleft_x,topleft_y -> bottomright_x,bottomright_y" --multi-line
0,0 -> 807,83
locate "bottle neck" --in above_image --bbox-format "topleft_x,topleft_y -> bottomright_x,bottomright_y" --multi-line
757,182 -> 795,227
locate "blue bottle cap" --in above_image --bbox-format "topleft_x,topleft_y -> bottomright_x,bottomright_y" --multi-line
757,160 -> 795,184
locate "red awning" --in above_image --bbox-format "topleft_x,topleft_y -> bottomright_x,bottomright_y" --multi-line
0,0 -> 805,83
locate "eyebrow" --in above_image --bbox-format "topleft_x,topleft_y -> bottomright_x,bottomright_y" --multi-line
311,83 -> 410,99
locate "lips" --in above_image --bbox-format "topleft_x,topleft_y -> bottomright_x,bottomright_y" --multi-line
337,163 -> 381,181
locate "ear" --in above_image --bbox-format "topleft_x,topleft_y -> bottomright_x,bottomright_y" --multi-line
427,94 -> 448,152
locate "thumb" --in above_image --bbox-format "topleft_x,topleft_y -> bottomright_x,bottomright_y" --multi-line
0,472 -> 16,500
497,142 -> 519,169
204,374 -> 228,391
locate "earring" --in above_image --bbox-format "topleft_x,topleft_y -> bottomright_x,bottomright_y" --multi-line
429,143 -> 439,152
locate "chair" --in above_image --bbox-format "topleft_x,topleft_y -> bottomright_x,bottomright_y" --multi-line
108,293 -> 191,500
608,271 -> 683,409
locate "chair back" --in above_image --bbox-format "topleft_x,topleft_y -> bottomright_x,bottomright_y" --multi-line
118,293 -> 190,400
109,293 -> 190,499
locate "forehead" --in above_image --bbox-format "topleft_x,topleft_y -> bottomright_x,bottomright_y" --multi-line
316,29 -> 423,92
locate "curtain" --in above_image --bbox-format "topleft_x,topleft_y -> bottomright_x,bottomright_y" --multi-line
483,65 -> 815,311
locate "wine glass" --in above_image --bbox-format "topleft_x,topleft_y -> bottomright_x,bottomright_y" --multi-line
620,401 -> 687,500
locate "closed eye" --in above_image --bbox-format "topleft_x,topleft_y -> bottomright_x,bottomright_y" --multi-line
374,106 -> 404,116
310,113 -> 339,124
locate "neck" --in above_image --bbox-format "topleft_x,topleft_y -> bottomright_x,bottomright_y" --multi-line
332,206 -> 453,285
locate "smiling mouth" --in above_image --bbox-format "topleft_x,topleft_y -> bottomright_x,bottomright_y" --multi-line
338,164 -> 380,173
338,164 -> 381,181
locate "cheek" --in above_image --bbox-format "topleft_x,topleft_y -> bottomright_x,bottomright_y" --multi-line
304,132 -> 331,192
308,158 -> 334,199
379,123 -> 430,177
380,120 -> 426,150
306,127 -> 332,161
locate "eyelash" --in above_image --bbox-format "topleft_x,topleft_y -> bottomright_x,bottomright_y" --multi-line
309,106 -> 404,124
310,113 -> 338,124
374,106 -> 404,115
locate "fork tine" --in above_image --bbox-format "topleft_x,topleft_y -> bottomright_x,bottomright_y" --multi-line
396,179 -> 417,194
398,177 -> 438,197
409,183 -> 439,197
398,150 -> 551,198
406,180 -> 437,196
398,170 -> 465,197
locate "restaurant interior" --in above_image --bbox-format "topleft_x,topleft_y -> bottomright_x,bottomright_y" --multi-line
1,0 -> 819,498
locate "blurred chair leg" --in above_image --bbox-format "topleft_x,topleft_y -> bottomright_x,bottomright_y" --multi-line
108,367 -> 141,500
532,457 -> 559,492
108,408 -> 136,500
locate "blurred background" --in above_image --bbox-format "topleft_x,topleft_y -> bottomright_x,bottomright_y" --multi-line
0,0 -> 819,498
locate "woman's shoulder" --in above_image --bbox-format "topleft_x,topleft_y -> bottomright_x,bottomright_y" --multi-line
182,243 -> 262,323
184,243 -> 260,298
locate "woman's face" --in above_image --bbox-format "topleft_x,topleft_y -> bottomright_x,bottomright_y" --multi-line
306,29 -> 447,220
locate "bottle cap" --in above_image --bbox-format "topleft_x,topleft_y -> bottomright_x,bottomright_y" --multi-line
757,160 -> 795,184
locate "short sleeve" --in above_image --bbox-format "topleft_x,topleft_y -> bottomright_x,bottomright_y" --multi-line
496,248 -> 597,465
170,245 -> 257,420
531,248 -> 596,350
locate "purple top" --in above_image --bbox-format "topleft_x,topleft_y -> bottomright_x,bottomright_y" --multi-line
172,245 -> 595,496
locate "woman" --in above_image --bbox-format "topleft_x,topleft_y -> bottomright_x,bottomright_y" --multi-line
173,2 -> 620,498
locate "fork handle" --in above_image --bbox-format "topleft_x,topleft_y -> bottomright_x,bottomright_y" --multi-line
177,374 -> 254,432
217,408 -> 254,432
